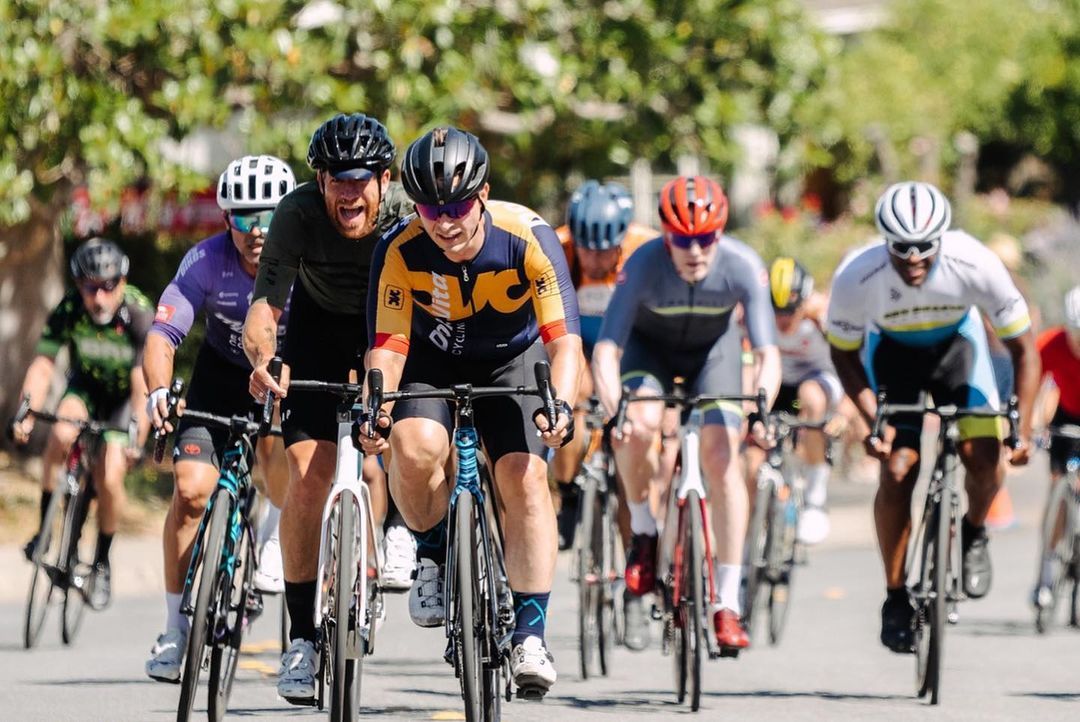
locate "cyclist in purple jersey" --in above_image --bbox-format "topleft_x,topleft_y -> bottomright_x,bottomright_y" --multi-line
144,155 -> 295,683
593,176 -> 780,653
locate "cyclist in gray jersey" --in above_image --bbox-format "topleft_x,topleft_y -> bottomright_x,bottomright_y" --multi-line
593,175 -> 780,653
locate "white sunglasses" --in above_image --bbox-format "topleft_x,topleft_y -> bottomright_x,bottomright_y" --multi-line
887,237 -> 940,261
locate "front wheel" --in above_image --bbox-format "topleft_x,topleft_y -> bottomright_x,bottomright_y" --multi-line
455,494 -> 484,722
767,485 -> 798,646
208,514 -> 254,721
61,487 -> 93,645
329,490 -> 361,722
743,469 -> 774,642
24,489 -> 66,649
1035,477 -> 1075,633
177,491 -> 231,722
576,475 -> 599,680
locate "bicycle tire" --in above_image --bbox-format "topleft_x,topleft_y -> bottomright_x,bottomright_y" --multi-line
24,488 -> 65,649
178,491 -> 230,722
329,490 -> 360,722
455,493 -> 485,722
685,490 -> 706,712
208,515 -> 253,721
61,486 -> 93,645
577,474 -> 599,680
768,484 -> 798,646
914,497 -> 936,699
743,469 -> 774,642
597,490 -> 616,676
1035,477 -> 1074,633
927,485 -> 950,705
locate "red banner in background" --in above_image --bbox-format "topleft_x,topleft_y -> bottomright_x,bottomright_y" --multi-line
71,184 -> 222,239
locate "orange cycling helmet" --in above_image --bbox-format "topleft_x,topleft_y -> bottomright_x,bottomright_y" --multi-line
658,176 -> 729,235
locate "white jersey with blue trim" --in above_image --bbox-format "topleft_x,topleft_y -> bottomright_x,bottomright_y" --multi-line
825,231 -> 1031,351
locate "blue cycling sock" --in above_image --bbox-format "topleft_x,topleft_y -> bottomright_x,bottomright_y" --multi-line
512,591 -> 550,645
410,517 -> 448,565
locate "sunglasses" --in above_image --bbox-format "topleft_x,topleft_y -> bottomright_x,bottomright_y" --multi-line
414,198 -> 478,221
887,238 -> 940,261
666,231 -> 718,250
79,278 -> 120,294
229,209 -> 274,234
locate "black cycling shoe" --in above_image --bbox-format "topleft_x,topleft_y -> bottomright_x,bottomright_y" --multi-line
880,589 -> 915,654
622,590 -> 651,651
89,562 -> 111,610
556,484 -> 580,551
962,516 -> 992,599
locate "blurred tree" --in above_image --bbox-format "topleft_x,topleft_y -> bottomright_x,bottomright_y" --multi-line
0,0 -> 832,421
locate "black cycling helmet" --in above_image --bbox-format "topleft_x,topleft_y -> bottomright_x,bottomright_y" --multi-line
769,257 -> 814,312
307,113 -> 396,173
400,126 -> 490,205
69,238 -> 129,281
567,180 -> 634,251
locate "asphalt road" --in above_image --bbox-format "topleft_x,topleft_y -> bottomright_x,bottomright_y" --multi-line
2,463 -> 1079,721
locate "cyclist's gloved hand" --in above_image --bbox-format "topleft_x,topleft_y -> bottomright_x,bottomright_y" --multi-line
746,412 -> 774,449
353,410 -> 392,455
147,387 -> 171,431
533,399 -> 575,449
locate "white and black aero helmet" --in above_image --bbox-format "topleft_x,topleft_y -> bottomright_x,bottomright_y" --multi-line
1065,285 -> 1080,330
216,155 -> 296,211
875,181 -> 952,245
70,237 -> 129,281
306,113 -> 396,173
400,126 -> 490,204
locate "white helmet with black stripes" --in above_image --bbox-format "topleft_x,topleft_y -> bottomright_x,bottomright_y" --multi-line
874,181 -> 952,245
216,155 -> 296,211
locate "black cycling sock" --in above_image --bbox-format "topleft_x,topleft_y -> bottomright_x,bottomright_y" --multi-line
94,532 -> 113,565
885,586 -> 908,601
961,514 -> 985,551
285,580 -> 317,643
559,483 -> 580,503
38,490 -> 52,529
410,517 -> 448,565
512,591 -> 550,646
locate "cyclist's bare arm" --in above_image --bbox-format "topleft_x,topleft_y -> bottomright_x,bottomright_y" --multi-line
1003,328 -> 1039,464
243,298 -> 286,397
13,355 -> 56,442
129,365 -> 151,449
142,333 -> 177,429
750,344 -> 782,409
590,339 -> 623,420
830,346 -> 877,428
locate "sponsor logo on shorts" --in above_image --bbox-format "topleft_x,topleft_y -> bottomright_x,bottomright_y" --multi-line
183,443 -> 202,456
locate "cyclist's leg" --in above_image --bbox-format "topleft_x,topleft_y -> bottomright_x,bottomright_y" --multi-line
31,393 -> 88,543
90,396 -> 134,560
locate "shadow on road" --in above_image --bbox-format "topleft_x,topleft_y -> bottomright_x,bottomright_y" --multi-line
31,677 -> 160,686
1010,692 -> 1080,701
951,617 -> 1035,637
635,688 -> 909,703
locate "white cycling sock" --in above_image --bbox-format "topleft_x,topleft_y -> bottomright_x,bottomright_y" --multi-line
716,563 -> 743,615
166,592 -> 188,634
260,503 -> 281,548
628,500 -> 658,536
804,464 -> 830,509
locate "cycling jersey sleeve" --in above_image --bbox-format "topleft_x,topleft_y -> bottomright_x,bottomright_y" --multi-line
732,246 -> 777,350
128,292 -> 155,367
524,222 -> 580,343
369,231 -> 414,356
35,292 -> 77,359
825,262 -> 866,351
150,245 -> 210,349
967,239 -> 1031,339
597,246 -> 651,348
253,192 -> 303,310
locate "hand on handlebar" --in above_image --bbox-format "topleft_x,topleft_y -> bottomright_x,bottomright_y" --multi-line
534,400 -> 574,450
1007,436 -> 1031,466
249,359 -> 290,403
11,416 -> 34,446
864,433 -> 891,461
353,411 -> 392,456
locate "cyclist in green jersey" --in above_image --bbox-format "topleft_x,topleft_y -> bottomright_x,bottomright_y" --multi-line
13,238 -> 154,608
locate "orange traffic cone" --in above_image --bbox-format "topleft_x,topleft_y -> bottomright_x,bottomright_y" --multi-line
985,486 -> 1016,531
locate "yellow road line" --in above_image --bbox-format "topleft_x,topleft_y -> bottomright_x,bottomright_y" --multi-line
431,712 -> 466,720
238,659 -> 278,676
824,587 -> 846,600
241,639 -> 281,654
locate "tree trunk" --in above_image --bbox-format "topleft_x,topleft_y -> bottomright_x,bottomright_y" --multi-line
0,192 -> 67,448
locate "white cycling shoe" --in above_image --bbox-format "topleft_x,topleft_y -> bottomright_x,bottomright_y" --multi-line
254,536 -> 285,594
146,628 -> 188,683
511,636 -> 557,694
382,524 -> 418,592
409,559 -> 445,627
277,639 -> 318,703
797,507 -> 830,546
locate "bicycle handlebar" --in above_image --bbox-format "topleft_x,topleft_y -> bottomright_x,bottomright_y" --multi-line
181,409 -> 282,438
259,357 -> 283,437
869,391 -> 1020,449
10,395 -> 137,451
153,378 -> 185,463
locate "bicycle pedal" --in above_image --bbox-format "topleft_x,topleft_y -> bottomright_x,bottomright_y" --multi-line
515,684 -> 548,701
718,646 -> 741,659
282,695 -> 318,707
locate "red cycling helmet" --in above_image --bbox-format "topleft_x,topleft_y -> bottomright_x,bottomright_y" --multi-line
658,176 -> 729,235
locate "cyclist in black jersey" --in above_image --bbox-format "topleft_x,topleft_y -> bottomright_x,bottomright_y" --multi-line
242,113 -> 412,704
13,238 -> 153,609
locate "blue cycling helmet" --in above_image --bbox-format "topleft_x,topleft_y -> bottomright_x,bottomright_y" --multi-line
566,180 -> 634,251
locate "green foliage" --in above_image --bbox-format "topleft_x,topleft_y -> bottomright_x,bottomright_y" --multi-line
0,0 -> 832,223
735,208 -> 874,284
